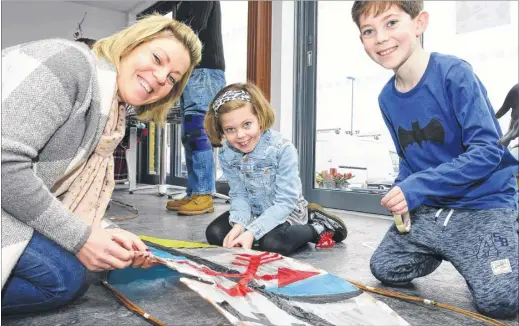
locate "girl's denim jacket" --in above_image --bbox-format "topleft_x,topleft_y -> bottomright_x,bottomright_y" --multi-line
219,129 -> 308,239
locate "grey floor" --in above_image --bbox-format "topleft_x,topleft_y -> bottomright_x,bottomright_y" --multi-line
3,187 -> 518,326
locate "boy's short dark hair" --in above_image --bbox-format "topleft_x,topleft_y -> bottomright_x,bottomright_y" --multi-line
351,1 -> 423,28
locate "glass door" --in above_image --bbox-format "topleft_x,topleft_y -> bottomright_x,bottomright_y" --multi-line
295,1 -> 394,215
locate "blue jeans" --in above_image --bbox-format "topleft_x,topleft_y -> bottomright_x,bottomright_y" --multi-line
180,68 -> 226,196
1,232 -> 88,315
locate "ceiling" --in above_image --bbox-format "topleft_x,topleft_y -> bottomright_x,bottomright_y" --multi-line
69,1 -> 150,13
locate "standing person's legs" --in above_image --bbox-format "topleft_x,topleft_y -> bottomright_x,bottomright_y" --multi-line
440,208 -> 518,318
370,206 -> 443,285
175,69 -> 226,215
165,106 -> 195,211
2,231 -> 88,315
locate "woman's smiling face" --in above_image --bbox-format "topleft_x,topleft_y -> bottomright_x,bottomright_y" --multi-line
117,35 -> 191,106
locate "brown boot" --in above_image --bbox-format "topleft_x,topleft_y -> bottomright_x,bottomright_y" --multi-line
166,196 -> 191,211
177,194 -> 214,216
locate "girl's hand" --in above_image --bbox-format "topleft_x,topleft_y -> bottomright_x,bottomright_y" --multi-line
381,186 -> 408,215
223,224 -> 245,248
229,231 -> 254,249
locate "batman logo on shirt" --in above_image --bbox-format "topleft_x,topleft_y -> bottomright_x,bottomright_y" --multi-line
398,118 -> 445,150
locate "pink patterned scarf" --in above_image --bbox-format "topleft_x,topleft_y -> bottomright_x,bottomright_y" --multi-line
53,96 -> 126,227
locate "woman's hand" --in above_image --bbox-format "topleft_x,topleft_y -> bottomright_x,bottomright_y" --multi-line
229,231 -> 254,249
76,228 -> 134,271
131,251 -> 158,269
107,228 -> 148,252
223,224 -> 245,248
106,229 -> 157,268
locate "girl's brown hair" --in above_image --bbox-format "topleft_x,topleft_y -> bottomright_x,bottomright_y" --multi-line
93,14 -> 202,126
204,82 -> 275,146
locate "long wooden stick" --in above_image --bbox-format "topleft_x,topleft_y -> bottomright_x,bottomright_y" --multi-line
102,280 -> 165,326
347,280 -> 508,326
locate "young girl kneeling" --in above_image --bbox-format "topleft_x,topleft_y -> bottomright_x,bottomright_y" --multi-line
204,82 -> 347,256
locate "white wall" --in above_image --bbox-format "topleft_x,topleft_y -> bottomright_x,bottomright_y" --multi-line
270,1 -> 295,142
2,1 -> 128,49
127,1 -> 157,23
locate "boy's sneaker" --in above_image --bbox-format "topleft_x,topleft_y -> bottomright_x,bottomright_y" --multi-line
308,203 -> 348,248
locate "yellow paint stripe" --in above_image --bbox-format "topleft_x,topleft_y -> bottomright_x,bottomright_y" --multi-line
139,235 -> 215,248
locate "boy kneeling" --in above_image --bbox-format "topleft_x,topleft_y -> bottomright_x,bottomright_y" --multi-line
352,1 -> 518,318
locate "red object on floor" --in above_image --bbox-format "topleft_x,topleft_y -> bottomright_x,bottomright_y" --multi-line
275,268 -> 320,287
316,232 -> 335,249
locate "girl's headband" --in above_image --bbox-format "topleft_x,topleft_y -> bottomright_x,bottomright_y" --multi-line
212,90 -> 251,118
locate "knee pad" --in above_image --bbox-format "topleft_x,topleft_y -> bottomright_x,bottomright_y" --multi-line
182,115 -> 211,152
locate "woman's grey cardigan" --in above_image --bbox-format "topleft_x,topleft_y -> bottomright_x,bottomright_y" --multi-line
1,39 -> 117,287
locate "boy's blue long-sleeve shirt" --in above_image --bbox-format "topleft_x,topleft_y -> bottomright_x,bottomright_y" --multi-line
379,52 -> 518,211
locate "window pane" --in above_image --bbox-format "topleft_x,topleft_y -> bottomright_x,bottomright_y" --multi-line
315,1 -> 397,192
221,1 -> 248,84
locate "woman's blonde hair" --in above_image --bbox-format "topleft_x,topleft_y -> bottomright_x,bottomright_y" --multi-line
92,14 -> 202,126
204,82 -> 275,146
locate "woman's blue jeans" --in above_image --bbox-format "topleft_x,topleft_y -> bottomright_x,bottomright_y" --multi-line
180,68 -> 226,196
1,231 -> 89,315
